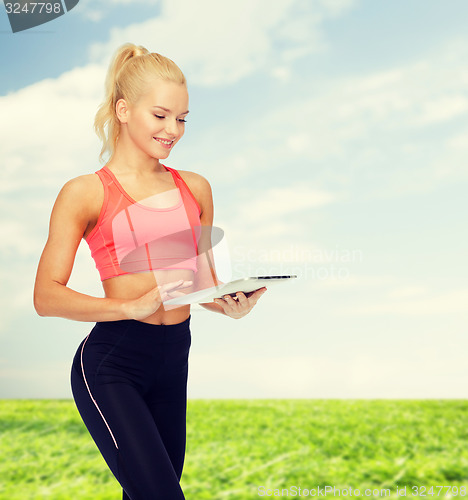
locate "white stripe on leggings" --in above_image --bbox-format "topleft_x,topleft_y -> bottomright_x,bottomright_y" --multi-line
81,333 -> 119,449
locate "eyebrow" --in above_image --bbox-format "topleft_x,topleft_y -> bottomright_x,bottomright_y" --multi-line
152,106 -> 189,115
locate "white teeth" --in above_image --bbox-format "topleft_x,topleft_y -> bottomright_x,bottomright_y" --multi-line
155,138 -> 172,144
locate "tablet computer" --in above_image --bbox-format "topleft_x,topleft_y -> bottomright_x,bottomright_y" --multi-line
163,275 -> 297,305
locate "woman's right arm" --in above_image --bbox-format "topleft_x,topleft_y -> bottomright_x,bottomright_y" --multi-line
33,175 -> 189,322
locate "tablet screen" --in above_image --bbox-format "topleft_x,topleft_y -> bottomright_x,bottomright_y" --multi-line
163,275 -> 297,305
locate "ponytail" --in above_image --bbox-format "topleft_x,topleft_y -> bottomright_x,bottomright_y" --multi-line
93,42 -> 186,164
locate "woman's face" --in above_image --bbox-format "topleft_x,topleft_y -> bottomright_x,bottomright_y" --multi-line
119,79 -> 189,160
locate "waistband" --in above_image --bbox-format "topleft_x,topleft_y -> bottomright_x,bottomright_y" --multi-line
95,314 -> 191,335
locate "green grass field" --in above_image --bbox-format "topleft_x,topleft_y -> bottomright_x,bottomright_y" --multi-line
1,399 -> 468,499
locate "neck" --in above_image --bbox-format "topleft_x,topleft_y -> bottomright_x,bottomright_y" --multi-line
108,140 -> 166,176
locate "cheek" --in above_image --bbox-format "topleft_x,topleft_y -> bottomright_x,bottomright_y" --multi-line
139,114 -> 157,132
131,115 -> 150,133
148,117 -> 160,131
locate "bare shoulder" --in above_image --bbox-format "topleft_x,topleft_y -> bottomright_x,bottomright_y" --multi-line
54,172 -> 103,226
177,169 -> 211,192
59,172 -> 102,198
55,172 -> 102,210
177,169 -> 213,214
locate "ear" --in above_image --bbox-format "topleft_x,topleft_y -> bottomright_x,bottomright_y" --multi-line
115,98 -> 129,124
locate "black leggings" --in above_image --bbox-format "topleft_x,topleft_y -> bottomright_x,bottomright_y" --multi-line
70,315 -> 191,500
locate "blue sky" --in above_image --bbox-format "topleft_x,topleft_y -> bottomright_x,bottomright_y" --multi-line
1,0 -> 467,399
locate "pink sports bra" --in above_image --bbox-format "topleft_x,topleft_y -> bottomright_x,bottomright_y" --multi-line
86,164 -> 202,281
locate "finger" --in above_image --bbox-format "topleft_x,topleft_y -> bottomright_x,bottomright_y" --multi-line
214,294 -> 229,303
181,280 -> 194,288
168,291 -> 186,297
223,295 -> 239,308
162,280 -> 192,292
246,287 -> 266,305
155,283 -> 181,302
175,280 -> 194,290
235,292 -> 248,304
242,288 -> 267,300
253,287 -> 267,298
162,279 -> 183,291
213,298 -> 227,309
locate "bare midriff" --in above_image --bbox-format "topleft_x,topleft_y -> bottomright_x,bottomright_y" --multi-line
102,268 -> 196,325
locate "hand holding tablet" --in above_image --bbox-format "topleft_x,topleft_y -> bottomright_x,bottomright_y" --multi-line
163,275 -> 297,305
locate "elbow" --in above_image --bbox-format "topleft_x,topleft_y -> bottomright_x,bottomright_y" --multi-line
33,287 -> 52,317
33,293 -> 47,317
33,279 -> 66,317
34,272 -> 66,317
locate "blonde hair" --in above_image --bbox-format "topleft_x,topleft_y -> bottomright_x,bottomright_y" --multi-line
94,42 -> 187,164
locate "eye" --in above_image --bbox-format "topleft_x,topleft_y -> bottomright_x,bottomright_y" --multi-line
154,115 -> 187,123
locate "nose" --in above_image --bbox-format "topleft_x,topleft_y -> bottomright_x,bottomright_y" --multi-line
165,118 -> 181,138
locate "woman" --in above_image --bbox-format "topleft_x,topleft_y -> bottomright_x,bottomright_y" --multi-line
33,42 -> 267,500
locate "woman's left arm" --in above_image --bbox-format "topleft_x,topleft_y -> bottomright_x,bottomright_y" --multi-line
183,171 -> 268,319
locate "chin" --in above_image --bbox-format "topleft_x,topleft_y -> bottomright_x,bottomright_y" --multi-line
150,149 -> 171,159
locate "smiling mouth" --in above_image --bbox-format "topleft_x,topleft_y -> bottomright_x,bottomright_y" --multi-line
154,138 -> 174,145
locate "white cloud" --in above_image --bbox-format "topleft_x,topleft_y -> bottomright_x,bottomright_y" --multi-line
0,0 -> 360,193
287,133 -> 310,153
82,9 -> 104,23
339,288 -> 468,316
75,0 -> 160,23
319,273 -> 398,289
0,361 -> 74,398
318,0 -> 357,17
0,221 -> 44,257
414,95 -> 468,126
228,37 -> 468,200
0,65 -> 107,336
270,66 -> 292,83
0,0 -> 359,345
238,185 -> 337,221
446,129 -> 468,151
86,0 -> 356,87
387,285 -> 429,300
5,347 -> 468,398
188,351 -> 468,398
0,63 -> 105,182
212,186 -> 338,265
1,0 -> 466,398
